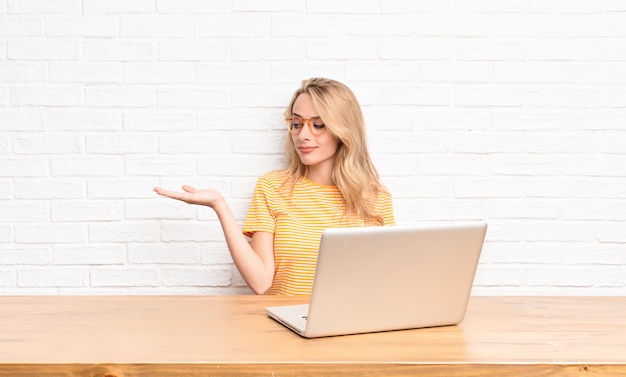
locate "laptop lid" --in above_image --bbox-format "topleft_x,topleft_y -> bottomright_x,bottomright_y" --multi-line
266,222 -> 487,338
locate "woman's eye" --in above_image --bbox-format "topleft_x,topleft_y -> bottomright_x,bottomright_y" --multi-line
292,123 -> 303,129
313,124 -> 325,129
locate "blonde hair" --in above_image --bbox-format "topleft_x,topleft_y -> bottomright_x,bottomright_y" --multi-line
283,78 -> 388,225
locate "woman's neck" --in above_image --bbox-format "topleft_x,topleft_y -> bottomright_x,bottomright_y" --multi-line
305,161 -> 334,186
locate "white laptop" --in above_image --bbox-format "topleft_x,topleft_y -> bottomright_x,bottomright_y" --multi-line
266,222 -> 487,338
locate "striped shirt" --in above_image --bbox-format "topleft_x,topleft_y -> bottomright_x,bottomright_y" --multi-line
242,170 -> 395,295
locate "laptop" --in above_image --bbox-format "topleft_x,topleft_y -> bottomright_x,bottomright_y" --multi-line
266,222 -> 487,338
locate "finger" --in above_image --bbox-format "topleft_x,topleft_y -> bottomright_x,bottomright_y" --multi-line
153,187 -> 188,201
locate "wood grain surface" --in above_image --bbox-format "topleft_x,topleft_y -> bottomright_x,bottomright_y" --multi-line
1,295 -> 625,376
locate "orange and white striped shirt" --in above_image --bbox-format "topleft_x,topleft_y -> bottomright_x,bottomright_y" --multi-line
242,170 -> 395,295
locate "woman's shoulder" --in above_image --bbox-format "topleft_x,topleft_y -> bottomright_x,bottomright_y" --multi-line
258,169 -> 289,183
255,170 -> 292,191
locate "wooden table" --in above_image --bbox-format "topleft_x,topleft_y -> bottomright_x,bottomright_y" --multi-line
1,296 -> 625,376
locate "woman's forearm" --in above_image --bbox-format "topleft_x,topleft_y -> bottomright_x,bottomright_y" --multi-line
211,198 -> 275,294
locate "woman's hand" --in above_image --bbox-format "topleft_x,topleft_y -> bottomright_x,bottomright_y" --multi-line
153,185 -> 224,208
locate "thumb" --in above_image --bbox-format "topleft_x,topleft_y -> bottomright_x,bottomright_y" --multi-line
182,185 -> 196,193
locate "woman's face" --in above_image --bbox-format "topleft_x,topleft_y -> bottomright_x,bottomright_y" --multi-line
290,93 -> 340,173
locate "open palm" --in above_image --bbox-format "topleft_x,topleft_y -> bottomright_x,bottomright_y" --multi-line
153,185 -> 223,208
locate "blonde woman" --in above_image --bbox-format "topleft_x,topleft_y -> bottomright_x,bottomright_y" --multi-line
154,78 -> 395,295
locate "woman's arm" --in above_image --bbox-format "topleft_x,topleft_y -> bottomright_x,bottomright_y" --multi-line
153,185 -> 275,294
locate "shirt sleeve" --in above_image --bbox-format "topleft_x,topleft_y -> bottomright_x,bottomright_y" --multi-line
242,175 -> 277,237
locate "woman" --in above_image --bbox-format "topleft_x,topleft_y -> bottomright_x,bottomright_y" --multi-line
154,78 -> 394,295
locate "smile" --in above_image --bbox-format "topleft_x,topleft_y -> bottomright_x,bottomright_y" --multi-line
298,146 -> 316,153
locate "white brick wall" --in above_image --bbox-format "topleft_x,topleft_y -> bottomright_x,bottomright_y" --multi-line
1,1 -> 625,295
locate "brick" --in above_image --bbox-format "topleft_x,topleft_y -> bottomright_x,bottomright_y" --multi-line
522,266 -> 593,287
456,39 -> 527,61
13,132 -> 83,154
493,15 -> 564,37
232,131 -> 284,154
11,86 -> 83,106
0,225 -> 11,242
46,16 -> 118,37
158,133 -> 232,154
418,155 -> 490,175
162,267 -> 230,287
380,38 -> 452,60
231,40 -> 302,62
90,267 -> 159,287
157,87 -> 230,108
84,40 -> 155,62
121,15 -> 193,38
51,200 -> 123,222
0,62 -> 46,82
455,178 -> 525,199
529,39 -> 599,61
51,157 -> 123,177
89,222 -> 160,243
0,158 -> 47,177
307,39 -> 379,60
490,198 -> 559,219
379,85 -> 453,106
123,63 -> 195,84
8,38 -> 80,60
160,221 -> 225,242
456,86 -> 525,107
564,15 -> 626,37
378,131 -> 450,154
14,178 -> 85,199
0,181 -> 11,199
0,18 -> 43,36
454,131 -> 525,153
525,221 -> 595,242
0,247 -> 50,265
0,110 -> 44,130
494,62 -> 565,83
15,224 -> 86,244
83,0 -> 155,14
345,16 -> 416,37
125,199 -> 194,220
345,62 -> 418,82
530,0 -> 600,13
50,62 -> 122,83
125,156 -> 196,177
456,0 -> 527,13
0,201 -> 49,222
8,0 -> 81,14
86,86 -> 154,108
492,155 -> 561,176
53,244 -> 126,265
18,267 -> 86,287
159,41 -> 228,61
128,243 -> 202,264
526,177 -> 596,198
271,15 -> 341,38
490,242 -> 562,264
418,15 -> 489,36
88,178 -> 159,199
197,155 -> 284,177
157,0 -> 229,13
85,133 -> 157,154
48,109 -> 122,131
380,0 -> 453,13
420,62 -> 492,82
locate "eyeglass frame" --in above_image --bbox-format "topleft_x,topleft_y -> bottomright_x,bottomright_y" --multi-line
285,114 -> 327,136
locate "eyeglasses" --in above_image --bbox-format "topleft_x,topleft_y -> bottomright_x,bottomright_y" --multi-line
285,115 -> 327,136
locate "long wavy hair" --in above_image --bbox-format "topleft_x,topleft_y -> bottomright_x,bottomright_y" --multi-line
283,78 -> 387,225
